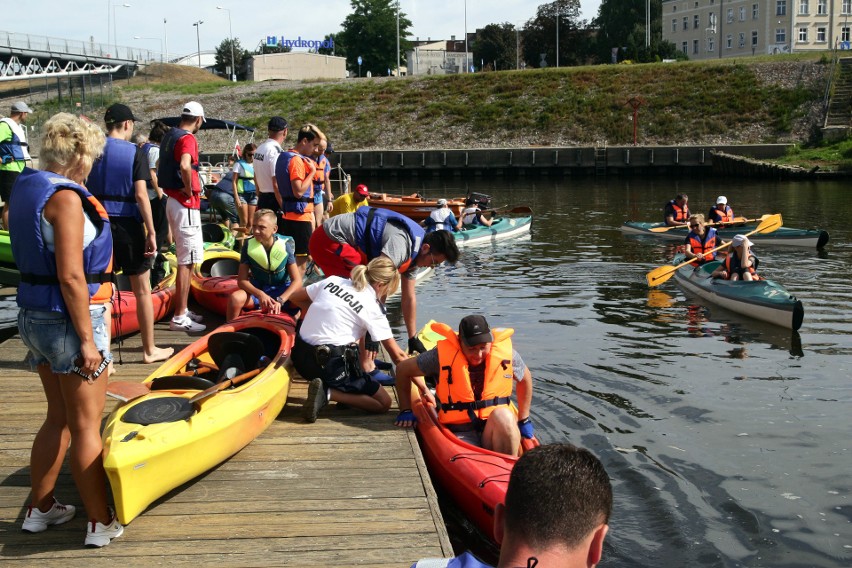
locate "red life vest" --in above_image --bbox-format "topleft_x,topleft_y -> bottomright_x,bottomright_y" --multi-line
667,200 -> 690,223
687,227 -> 717,265
709,205 -> 734,223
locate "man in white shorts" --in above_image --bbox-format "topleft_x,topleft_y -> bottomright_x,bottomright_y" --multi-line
254,116 -> 288,213
157,101 -> 207,332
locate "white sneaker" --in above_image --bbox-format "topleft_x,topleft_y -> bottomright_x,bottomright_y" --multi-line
21,499 -> 76,533
84,509 -> 124,547
184,309 -> 204,323
169,316 -> 206,332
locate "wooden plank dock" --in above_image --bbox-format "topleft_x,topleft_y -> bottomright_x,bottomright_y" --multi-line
0,306 -> 452,566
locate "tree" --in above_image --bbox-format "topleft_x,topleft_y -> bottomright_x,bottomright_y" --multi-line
214,38 -> 253,80
473,23 -> 523,71
591,0 -> 671,63
522,0 -> 589,68
336,0 -> 413,76
317,34 -> 341,56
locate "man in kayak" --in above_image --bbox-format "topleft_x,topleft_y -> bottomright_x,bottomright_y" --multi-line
393,315 -> 535,457
712,234 -> 759,281
664,193 -> 690,226
422,198 -> 459,233
683,214 -> 718,266
412,443 -> 613,568
707,195 -> 735,224
459,196 -> 493,229
226,209 -> 301,321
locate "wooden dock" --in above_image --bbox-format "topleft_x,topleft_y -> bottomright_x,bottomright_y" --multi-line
0,310 -> 452,565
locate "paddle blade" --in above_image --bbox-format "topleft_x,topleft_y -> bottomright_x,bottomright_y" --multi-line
753,213 -> 782,234
508,206 -> 533,215
107,381 -> 151,403
646,264 -> 678,287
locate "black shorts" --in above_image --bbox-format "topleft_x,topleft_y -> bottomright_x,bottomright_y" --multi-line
257,192 -> 278,213
111,216 -> 155,275
279,219 -> 313,256
0,170 -> 20,203
292,335 -> 381,397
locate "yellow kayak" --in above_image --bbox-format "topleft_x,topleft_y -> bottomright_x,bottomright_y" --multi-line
102,313 -> 295,524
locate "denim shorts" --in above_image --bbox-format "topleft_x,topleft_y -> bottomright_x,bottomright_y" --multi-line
208,189 -> 240,224
18,305 -> 111,374
240,192 -> 258,206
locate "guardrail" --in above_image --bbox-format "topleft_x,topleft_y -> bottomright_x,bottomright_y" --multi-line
0,30 -> 163,63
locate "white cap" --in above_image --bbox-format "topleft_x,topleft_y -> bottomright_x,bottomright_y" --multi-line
732,234 -> 753,248
716,196 -> 727,205
11,101 -> 33,113
437,198 -> 448,207
182,101 -> 206,122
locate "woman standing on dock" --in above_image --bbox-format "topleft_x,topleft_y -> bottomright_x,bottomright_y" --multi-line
9,113 -> 123,547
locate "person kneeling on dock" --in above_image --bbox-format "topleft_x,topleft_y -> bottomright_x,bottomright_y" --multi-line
712,234 -> 760,281
289,257 -> 408,422
226,209 -> 302,321
393,315 -> 535,457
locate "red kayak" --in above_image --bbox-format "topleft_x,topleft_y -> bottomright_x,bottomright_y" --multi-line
410,385 -> 539,545
189,247 -> 241,316
111,270 -> 177,338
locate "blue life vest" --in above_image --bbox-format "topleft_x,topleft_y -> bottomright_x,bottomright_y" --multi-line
236,159 -> 255,194
87,137 -> 140,220
412,552 -> 494,568
275,150 -> 313,213
245,234 -> 293,289
157,127 -> 193,189
9,168 -> 113,314
353,207 -> 424,265
0,118 -> 27,163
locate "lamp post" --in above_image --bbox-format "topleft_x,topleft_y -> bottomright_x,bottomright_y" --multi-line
193,20 -> 204,68
164,18 -> 169,63
555,0 -> 559,68
464,0 -> 468,73
396,0 -> 400,77
134,35 -> 163,62
112,2 -> 131,58
216,6 -> 236,81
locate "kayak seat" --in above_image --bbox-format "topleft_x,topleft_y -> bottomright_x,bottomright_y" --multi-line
149,375 -> 216,391
202,223 -> 226,243
200,257 -> 240,278
208,331 -> 266,384
122,396 -> 194,425
700,261 -> 722,274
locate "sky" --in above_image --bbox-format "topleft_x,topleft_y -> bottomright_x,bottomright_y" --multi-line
12,1 -> 603,59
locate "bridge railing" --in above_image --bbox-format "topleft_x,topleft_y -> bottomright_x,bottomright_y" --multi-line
0,30 -> 164,63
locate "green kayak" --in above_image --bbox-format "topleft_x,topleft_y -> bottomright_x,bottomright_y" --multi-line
622,220 -> 829,248
453,216 -> 532,247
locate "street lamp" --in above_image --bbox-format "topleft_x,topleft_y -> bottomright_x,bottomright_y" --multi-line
555,1 -> 559,68
464,0 -> 468,73
193,20 -> 203,68
396,0 -> 400,77
216,6 -> 236,81
112,2 -> 131,57
134,35 -> 163,62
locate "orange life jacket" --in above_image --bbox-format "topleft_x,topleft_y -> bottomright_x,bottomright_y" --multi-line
432,321 -> 516,425
709,205 -> 734,223
688,227 -> 717,266
723,251 -> 760,280
668,200 -> 690,223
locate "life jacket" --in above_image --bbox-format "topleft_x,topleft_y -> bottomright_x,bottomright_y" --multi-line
723,250 -> 760,280
353,207 -> 424,273
461,206 -> 481,226
428,208 -> 453,231
667,200 -> 690,223
275,150 -> 314,221
709,205 -> 734,223
432,321 -> 516,425
312,154 -> 328,198
245,234 -> 293,288
687,227 -> 717,265
141,142 -> 158,189
0,117 -> 29,164
157,127 -> 198,192
87,137 -> 140,220
235,159 -> 255,194
10,168 -> 113,313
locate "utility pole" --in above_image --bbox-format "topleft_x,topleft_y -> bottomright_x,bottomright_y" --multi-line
193,20 -> 203,68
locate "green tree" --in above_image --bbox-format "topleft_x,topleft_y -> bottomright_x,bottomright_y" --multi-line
317,34 -> 341,56
473,23 -> 523,71
336,0 -> 412,76
522,0 -> 589,68
215,38 -> 253,80
591,0 -> 675,63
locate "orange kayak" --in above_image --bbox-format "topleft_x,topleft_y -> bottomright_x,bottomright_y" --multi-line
368,193 -> 466,221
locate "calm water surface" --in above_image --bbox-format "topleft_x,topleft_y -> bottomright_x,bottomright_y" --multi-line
376,176 -> 851,568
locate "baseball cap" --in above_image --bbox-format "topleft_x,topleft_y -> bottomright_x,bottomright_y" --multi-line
11,101 -> 33,113
716,196 -> 727,205
182,101 -> 206,122
458,315 -> 493,346
268,116 -> 288,132
437,198 -> 448,207
355,184 -> 369,196
104,103 -> 138,124
731,234 -> 753,248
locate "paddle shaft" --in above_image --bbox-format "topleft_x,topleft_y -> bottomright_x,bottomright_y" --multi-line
649,214 -> 769,233
188,367 -> 263,403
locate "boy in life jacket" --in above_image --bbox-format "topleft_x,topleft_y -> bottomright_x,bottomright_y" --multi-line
226,209 -> 302,321
712,234 -> 759,281
683,214 -> 717,266
707,195 -> 735,224
393,315 -> 535,457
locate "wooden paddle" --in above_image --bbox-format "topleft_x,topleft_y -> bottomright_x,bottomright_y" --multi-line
648,214 -> 771,233
645,213 -> 782,287
188,367 -> 263,403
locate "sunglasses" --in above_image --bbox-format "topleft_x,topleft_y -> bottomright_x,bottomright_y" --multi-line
689,224 -> 700,228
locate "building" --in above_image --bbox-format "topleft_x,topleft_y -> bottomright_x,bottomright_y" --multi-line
663,0 -> 852,60
406,36 -> 473,76
247,52 -> 347,81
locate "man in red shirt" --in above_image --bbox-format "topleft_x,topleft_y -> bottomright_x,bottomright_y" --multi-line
157,101 -> 206,332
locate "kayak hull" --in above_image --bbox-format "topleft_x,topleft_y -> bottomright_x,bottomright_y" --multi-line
672,255 -> 804,330
454,216 -> 532,247
622,220 -> 829,248
102,314 -> 294,524
111,264 -> 177,338
369,194 -> 466,221
190,247 -> 241,316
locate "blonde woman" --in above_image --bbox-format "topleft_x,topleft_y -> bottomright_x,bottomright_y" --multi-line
9,113 -> 124,546
290,256 -> 408,422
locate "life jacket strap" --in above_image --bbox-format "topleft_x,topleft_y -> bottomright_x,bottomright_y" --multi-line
19,271 -> 114,286
438,396 -> 512,412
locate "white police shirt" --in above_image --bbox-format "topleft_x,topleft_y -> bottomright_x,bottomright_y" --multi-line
300,275 -> 393,346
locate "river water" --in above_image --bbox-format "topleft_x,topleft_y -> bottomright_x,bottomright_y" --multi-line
374,176 -> 851,568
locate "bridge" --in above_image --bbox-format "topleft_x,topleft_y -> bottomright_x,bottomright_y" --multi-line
0,30 -> 167,82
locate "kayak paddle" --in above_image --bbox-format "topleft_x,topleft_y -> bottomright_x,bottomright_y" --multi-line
189,367 -> 263,403
645,213 -> 782,287
648,214 -> 772,233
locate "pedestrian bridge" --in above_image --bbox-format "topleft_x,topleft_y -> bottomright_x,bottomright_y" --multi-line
0,30 -> 160,82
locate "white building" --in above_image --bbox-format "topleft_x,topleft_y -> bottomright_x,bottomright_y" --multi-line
406,41 -> 472,76
247,52 -> 347,81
